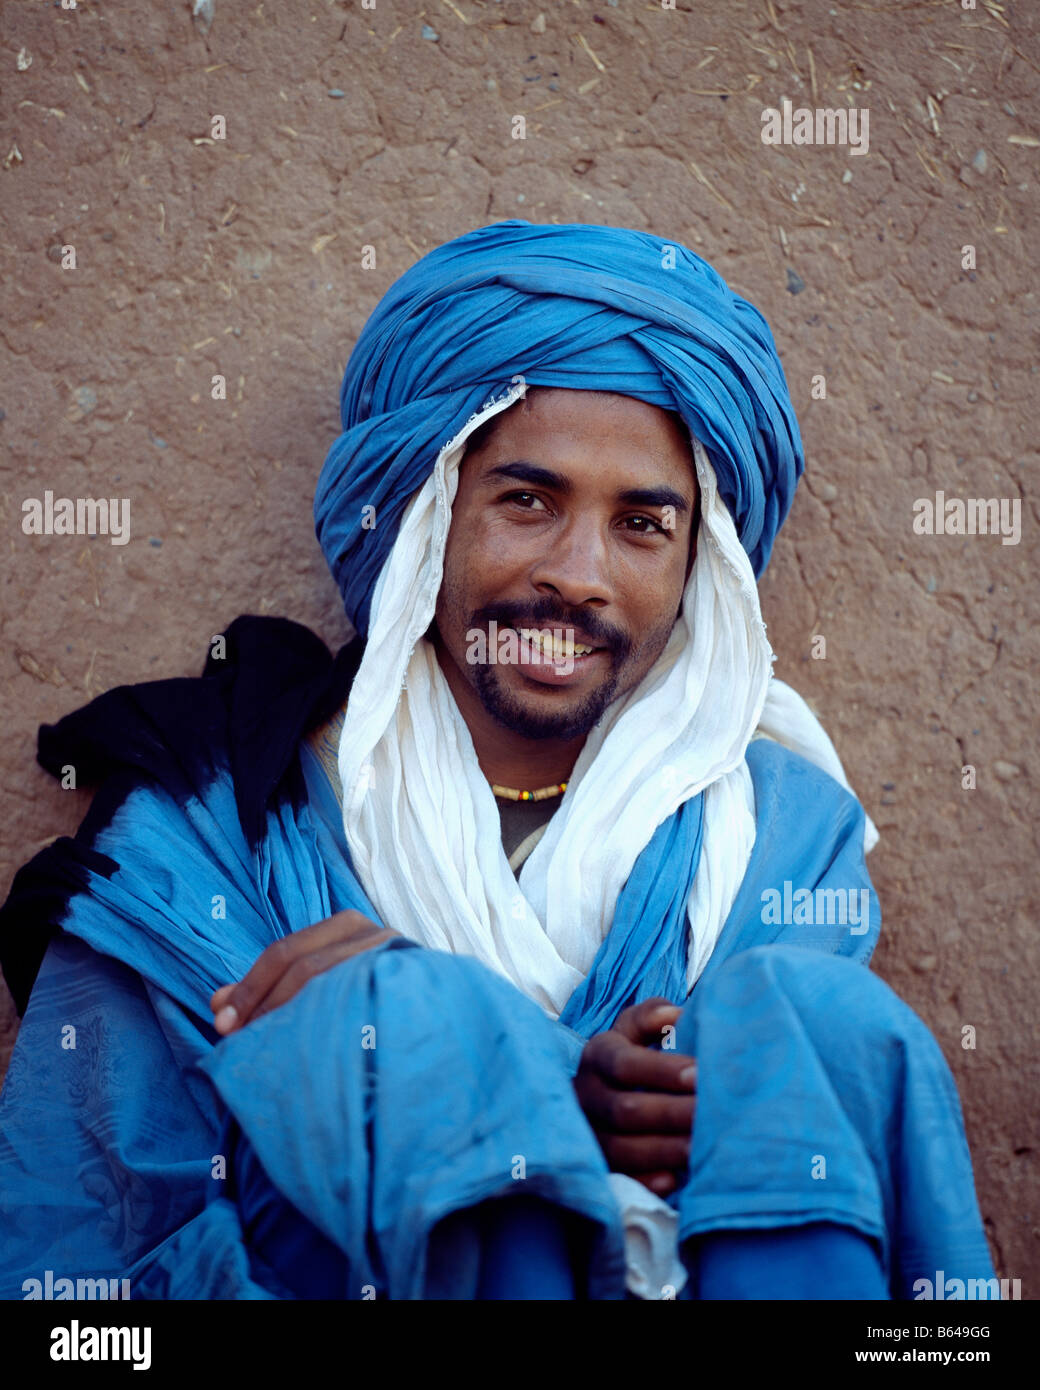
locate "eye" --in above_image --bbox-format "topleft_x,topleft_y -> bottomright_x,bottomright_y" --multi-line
622,515 -> 669,536
502,490 -> 548,511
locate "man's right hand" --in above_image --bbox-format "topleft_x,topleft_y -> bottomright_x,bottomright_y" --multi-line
573,998 -> 696,1198
210,909 -> 400,1035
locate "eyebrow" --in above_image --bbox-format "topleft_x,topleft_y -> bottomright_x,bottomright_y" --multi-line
481,460 -> 692,515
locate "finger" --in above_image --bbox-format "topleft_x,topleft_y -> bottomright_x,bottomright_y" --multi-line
604,1089 -> 696,1137
578,1072 -> 695,1136
212,912 -> 387,1032
246,926 -> 400,1025
248,936 -> 391,1022
213,935 -> 298,1033
613,999 -> 682,1047
601,1133 -> 692,1175
590,1034 -> 697,1093
210,983 -> 234,1008
642,1171 -> 680,1198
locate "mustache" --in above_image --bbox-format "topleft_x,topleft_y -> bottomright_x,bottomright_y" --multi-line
470,599 -> 631,659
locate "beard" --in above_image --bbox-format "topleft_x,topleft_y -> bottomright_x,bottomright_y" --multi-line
471,654 -> 626,742
462,594 -> 638,741
430,588 -> 678,744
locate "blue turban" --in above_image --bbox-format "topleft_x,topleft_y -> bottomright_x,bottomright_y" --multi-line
314,220 -> 804,638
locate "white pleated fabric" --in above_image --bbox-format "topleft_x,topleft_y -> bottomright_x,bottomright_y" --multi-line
337,382 -> 878,1014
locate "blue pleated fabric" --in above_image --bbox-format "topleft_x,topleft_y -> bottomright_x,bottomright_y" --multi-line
0,619 -> 996,1297
314,220 -> 804,636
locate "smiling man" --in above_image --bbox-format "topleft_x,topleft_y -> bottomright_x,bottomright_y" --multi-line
0,221 -> 997,1301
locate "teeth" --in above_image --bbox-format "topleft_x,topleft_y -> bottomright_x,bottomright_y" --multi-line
516,628 -> 594,659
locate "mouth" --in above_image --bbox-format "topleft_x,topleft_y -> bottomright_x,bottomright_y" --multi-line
497,625 -> 609,687
508,626 -> 603,661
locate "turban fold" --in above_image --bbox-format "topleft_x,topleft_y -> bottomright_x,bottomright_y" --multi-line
315,220 -> 804,637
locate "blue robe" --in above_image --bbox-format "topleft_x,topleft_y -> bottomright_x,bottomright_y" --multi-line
0,616 -> 995,1299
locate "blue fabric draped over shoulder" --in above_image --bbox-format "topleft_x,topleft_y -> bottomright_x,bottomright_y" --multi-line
313,220 -> 804,637
0,618 -> 995,1298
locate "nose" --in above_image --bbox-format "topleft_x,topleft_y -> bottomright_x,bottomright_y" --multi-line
528,514 -> 614,610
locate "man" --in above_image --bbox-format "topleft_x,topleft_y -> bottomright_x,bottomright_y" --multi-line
0,220 -> 995,1300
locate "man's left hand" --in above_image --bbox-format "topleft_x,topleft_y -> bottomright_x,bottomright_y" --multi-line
573,997 -> 696,1198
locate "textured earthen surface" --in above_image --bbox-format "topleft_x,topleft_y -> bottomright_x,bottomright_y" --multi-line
1,0 -> 1036,1292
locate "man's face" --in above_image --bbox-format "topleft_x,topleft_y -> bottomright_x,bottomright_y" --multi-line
432,387 -> 699,743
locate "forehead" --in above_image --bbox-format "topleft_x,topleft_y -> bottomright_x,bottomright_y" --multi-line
464,387 -> 692,460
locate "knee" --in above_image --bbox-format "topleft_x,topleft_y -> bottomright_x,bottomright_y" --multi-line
331,937 -> 574,1083
685,945 -> 944,1079
358,936 -> 554,1033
